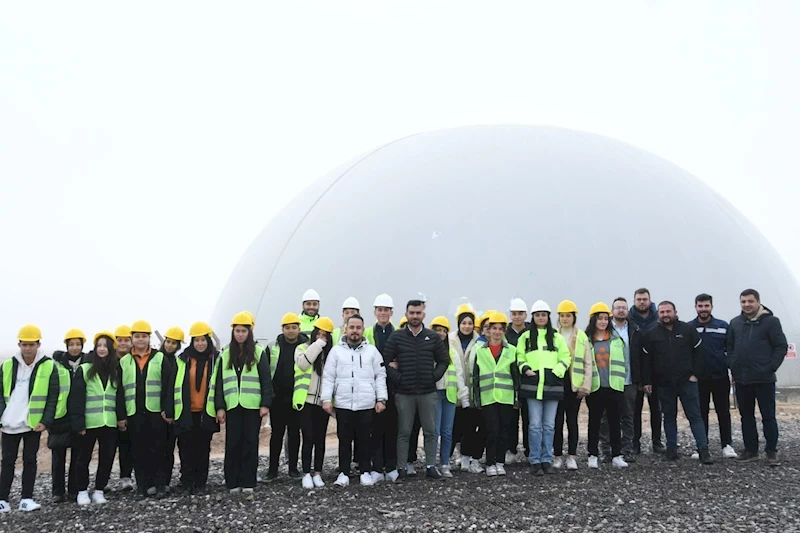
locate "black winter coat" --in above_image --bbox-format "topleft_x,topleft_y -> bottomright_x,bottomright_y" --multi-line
641,321 -> 704,387
170,350 -> 220,435
383,327 -> 449,395
726,307 -> 788,385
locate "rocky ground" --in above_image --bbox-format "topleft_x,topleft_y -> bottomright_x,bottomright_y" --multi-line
2,406 -> 799,532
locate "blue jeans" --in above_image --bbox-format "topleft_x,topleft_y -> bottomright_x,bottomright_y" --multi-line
657,381 -> 708,450
526,399 -> 559,464
736,382 -> 778,453
434,390 -> 457,466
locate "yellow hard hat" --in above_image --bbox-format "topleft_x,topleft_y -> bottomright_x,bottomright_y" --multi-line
281,312 -> 301,326
18,324 -> 42,342
115,325 -> 133,338
189,321 -> 213,338
431,316 -> 451,330
455,303 -> 475,319
557,300 -> 579,314
63,328 -> 87,344
230,311 -> 255,328
314,317 -> 335,333
93,331 -> 118,349
399,316 -> 408,327
131,320 -> 152,334
244,311 -> 256,326
479,310 -> 497,328
488,311 -> 509,325
589,302 -> 612,316
164,326 -> 185,343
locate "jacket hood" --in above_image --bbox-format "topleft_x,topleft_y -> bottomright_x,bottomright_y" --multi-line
630,302 -> 658,319
339,336 -> 369,350
750,305 -> 771,322
13,349 -> 46,366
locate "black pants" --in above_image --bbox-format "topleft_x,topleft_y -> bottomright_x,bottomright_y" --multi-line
117,427 -> 133,478
268,399 -> 301,473
300,404 -> 329,473
370,398 -> 398,472
635,386 -> 663,447
482,403 -> 514,466
588,388 -> 622,457
336,408 -> 373,475
408,413 -> 421,463
129,411 -> 167,491
164,424 -> 177,486
699,377 -> 732,448
76,427 -> 118,492
51,443 -> 78,496
505,399 -> 529,456
224,407 -> 261,489
177,412 -> 213,489
0,431 -> 40,500
451,407 -> 465,456
462,407 -> 486,460
554,386 -> 583,456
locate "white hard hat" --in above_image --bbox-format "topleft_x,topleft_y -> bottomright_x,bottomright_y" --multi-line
373,293 -> 394,308
530,300 -> 552,313
302,289 -> 320,302
509,298 -> 527,312
342,297 -> 360,310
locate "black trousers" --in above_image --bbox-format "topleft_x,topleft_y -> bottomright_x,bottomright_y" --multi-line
408,413 -> 421,463
177,412 -> 213,489
0,431 -> 40,500
554,385 -> 583,456
224,407 -> 261,489
461,407 -> 486,460
336,408 -> 373,475
300,404 -> 329,474
51,443 -> 78,496
635,386 -> 663,447
164,423 -> 177,486
117,427 -> 133,478
482,403 -> 514,466
129,411 -> 167,491
370,398 -> 398,472
76,427 -> 118,492
506,400 -> 530,456
699,377 -> 733,447
268,399 -> 301,473
588,388 -> 622,457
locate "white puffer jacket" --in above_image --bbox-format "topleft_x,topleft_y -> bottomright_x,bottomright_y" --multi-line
321,338 -> 388,411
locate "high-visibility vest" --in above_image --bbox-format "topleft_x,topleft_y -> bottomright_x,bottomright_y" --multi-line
119,351 -> 164,416
292,344 -> 312,410
332,328 -> 342,346
53,362 -> 71,420
570,330 -> 600,393
1,358 -> 54,428
299,314 -> 317,335
445,348 -> 459,404
80,362 -> 118,429
205,345 -> 264,416
474,343 -> 516,407
364,323 -> 394,348
173,357 -> 186,421
265,342 -> 279,378
517,329 -> 571,400
593,337 -> 627,392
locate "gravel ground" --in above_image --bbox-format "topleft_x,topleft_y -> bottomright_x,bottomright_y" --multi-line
2,409 -> 799,533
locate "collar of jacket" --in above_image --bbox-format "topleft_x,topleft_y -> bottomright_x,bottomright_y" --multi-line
476,338 -> 511,349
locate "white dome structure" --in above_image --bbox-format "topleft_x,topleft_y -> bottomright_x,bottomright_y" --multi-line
212,125 -> 799,385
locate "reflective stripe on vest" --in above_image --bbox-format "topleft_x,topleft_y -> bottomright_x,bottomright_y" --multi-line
445,348 -> 458,404
120,351 -> 164,416
206,345 -> 264,415
1,358 -> 54,428
174,358 -> 186,421
475,345 -> 515,406
268,344 -> 279,378
607,338 -> 626,392
54,362 -> 71,420
518,329 -> 569,399
80,362 -> 117,429
569,331 -> 600,392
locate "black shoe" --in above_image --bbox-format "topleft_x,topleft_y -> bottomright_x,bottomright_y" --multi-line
52,494 -> 65,504
766,451 -> 781,467
738,451 -> 759,463
665,446 -> 679,461
156,486 -> 167,499
541,462 -> 554,475
265,470 -> 278,482
425,466 -> 442,480
397,469 -> 408,483
531,464 -> 544,476
288,469 -> 302,479
653,443 -> 667,454
623,454 -> 636,463
195,484 -> 207,495
699,448 -> 714,465
599,454 -> 612,464
633,441 -> 641,455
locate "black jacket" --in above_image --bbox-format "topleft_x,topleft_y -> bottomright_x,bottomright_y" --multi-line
505,323 -> 530,349
68,365 -> 127,432
269,334 -> 309,401
726,306 -> 787,385
170,349 -> 220,435
383,326 -> 449,395
641,320 -> 704,387
128,350 -> 174,416
0,355 -> 60,429
213,346 -> 273,412
50,351 -> 90,435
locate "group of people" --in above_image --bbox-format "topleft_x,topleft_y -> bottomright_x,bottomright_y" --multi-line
0,286 -> 788,512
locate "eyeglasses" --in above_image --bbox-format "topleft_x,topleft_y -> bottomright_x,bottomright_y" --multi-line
612,306 -> 628,311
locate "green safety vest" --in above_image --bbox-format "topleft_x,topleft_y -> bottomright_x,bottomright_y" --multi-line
173,357 -> 186,421
292,344 -> 312,410
80,362 -> 118,429
54,362 -> 71,420
569,330 -> 601,392
1,358 -> 54,428
517,329 -> 572,400
205,345 -> 264,416
265,342 -> 280,378
593,337 -> 627,392
364,323 -> 394,347
332,328 -> 341,346
474,342 -> 516,407
119,351 -> 164,416
299,314 -> 318,335
445,348 -> 458,404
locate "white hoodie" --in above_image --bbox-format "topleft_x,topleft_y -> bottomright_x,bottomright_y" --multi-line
1,350 -> 46,434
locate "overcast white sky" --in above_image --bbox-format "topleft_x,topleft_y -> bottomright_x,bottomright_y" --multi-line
1,1 -> 798,352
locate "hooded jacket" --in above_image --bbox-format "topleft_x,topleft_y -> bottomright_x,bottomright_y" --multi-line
726,306 -> 787,385
0,350 -> 59,433
629,302 -> 659,331
320,337 -> 388,411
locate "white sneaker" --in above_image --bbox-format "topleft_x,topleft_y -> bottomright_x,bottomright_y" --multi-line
452,444 -> 462,463
370,471 -> 385,483
302,474 -> 314,489
312,474 -> 325,487
386,469 -> 399,482
460,456 -> 471,470
146,486 -> 157,496
691,452 -> 700,460
440,465 -> 453,478
256,473 -> 263,483
229,487 -> 241,494
407,463 -> 417,476
552,457 -> 563,469
504,451 -> 517,464
242,487 -> 254,500
468,459 -> 485,474
334,472 -> 349,487
565,457 -> 578,471
612,456 -> 629,468
516,451 -> 528,463
91,491 -> 107,505
19,498 -> 41,512
495,463 -> 506,476
723,445 -> 739,459
0,500 -> 9,513
359,472 -> 374,486
119,477 -> 134,491
77,491 -> 91,506
485,465 -> 498,477
588,456 -> 599,469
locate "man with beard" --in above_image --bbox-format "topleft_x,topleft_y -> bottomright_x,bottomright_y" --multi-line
299,289 -> 321,335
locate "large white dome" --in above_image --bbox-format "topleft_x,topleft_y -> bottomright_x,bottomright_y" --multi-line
212,125 -> 799,384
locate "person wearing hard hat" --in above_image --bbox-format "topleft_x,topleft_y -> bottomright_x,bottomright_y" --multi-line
505,299 -> 530,465
585,303 -> 629,469
364,294 -> 395,349
70,332 -> 126,506
299,289 -> 321,335
398,316 -> 408,328
449,303 -> 480,472
552,300 -> 596,471
209,312 -> 272,497
333,297 -> 360,345
158,326 -> 184,490
113,325 -> 135,492
0,325 -> 59,512
119,320 -> 174,498
293,317 -> 335,488
264,313 -> 308,481
49,328 -> 89,503
321,314 -> 388,487
460,309 -> 495,474
169,322 -> 219,495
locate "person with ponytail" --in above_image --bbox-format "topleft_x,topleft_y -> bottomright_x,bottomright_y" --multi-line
158,327 -> 184,490
293,317 -> 334,489
70,332 -> 126,506
208,312 -> 272,498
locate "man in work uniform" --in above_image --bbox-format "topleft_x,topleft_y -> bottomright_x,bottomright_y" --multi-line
299,289 -> 321,335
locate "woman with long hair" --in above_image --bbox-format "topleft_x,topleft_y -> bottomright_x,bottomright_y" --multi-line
293,317 -> 334,489
159,327 -> 183,490
448,305 -> 479,471
208,312 -> 272,498
70,332 -> 126,506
